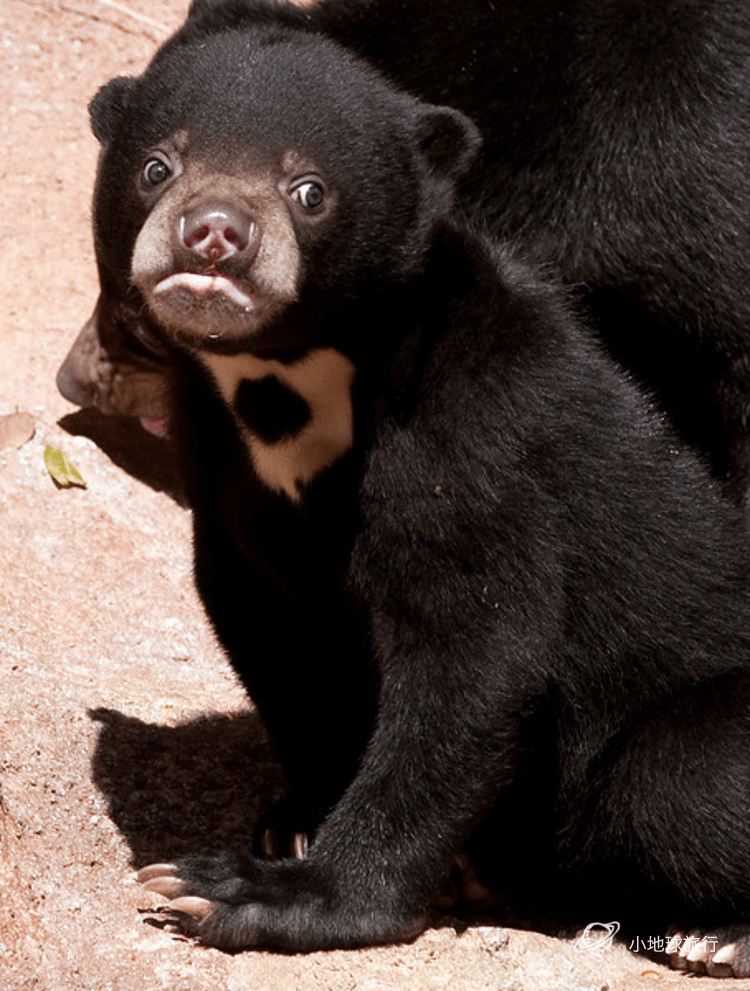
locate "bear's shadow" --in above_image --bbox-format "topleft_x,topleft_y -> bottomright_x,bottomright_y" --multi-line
89,707 -> 287,867
59,409 -> 184,503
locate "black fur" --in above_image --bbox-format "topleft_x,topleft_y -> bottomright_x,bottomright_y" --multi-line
234,378 -> 311,443
90,0 -> 750,506
88,15 -> 750,973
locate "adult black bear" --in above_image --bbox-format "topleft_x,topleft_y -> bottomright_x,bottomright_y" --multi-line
58,0 -> 750,513
86,18 -> 750,977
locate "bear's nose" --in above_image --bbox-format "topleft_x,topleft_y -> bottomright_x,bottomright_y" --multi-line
180,201 -> 258,264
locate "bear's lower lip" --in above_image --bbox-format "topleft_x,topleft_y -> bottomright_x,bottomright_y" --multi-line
154,272 -> 254,309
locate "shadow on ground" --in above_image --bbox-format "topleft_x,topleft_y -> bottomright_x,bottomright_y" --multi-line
60,409 -> 183,501
89,707 -> 286,868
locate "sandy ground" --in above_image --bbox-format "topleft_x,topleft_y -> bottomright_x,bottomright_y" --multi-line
1,1 -> 748,988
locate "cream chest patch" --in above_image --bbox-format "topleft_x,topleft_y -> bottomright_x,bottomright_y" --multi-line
201,348 -> 356,501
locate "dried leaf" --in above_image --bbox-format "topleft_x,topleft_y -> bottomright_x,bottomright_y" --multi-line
44,446 -> 87,489
0,411 -> 35,451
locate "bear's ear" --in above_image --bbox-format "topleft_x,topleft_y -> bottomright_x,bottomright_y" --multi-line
415,105 -> 482,180
89,76 -> 136,145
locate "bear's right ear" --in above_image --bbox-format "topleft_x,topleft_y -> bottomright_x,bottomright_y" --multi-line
415,105 -> 482,182
89,76 -> 136,145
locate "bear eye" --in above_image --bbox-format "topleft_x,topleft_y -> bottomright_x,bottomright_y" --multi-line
142,156 -> 172,187
291,180 -> 326,211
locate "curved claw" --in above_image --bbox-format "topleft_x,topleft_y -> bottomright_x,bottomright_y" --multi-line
686,937 -> 710,965
261,827 -> 310,860
292,832 -> 309,860
168,896 -> 215,921
260,828 -> 278,860
667,927 -> 745,978
137,862 -> 181,884
712,943 -> 737,967
142,875 -> 187,899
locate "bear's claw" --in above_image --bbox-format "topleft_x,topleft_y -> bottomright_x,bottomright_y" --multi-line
666,926 -> 750,978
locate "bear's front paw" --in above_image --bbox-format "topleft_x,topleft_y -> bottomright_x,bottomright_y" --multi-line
138,856 -> 308,949
137,856 -> 427,952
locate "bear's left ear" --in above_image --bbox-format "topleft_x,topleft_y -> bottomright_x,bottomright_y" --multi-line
89,76 -> 136,146
415,105 -> 482,180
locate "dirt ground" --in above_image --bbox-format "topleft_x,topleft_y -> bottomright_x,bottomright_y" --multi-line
1,1 -> 749,989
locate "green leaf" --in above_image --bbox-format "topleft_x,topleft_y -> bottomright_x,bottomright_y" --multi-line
44,446 -> 87,489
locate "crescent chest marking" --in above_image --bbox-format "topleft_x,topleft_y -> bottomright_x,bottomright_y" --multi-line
200,348 -> 356,501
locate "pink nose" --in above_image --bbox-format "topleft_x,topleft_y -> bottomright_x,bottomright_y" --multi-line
180,201 -> 258,263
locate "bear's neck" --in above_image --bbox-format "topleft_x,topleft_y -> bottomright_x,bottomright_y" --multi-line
192,220 -> 484,504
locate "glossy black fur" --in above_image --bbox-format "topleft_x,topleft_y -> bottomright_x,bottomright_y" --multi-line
144,0 -> 750,505
88,15 -> 750,966
173,231 -> 750,955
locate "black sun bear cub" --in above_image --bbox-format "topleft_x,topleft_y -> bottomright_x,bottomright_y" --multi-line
59,0 -> 750,514
89,20 -> 750,977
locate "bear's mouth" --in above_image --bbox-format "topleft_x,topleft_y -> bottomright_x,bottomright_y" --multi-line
153,271 -> 254,310
140,268 -> 291,350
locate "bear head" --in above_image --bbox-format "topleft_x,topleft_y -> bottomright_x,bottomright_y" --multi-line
86,27 -> 481,361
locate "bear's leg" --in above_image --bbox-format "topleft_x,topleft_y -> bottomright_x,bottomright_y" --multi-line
191,515 -> 377,856
138,653 -> 530,951
571,671 -> 750,978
